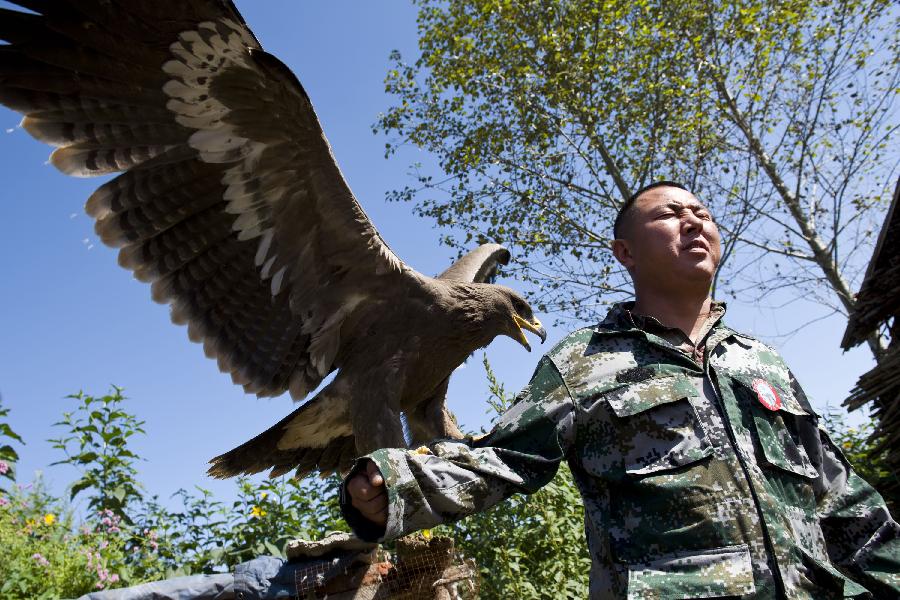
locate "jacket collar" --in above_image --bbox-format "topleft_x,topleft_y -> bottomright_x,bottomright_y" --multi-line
594,301 -> 737,360
597,301 -> 726,332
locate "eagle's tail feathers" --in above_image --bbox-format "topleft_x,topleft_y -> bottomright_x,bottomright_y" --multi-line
207,394 -> 354,479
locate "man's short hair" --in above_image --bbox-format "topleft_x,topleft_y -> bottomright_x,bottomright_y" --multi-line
613,180 -> 689,239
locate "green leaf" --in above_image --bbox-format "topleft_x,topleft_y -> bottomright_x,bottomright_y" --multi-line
263,540 -> 284,558
70,478 -> 92,499
0,445 -> 19,461
0,423 -> 24,443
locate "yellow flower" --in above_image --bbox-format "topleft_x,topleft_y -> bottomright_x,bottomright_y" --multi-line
250,505 -> 267,518
25,518 -> 37,528
843,441 -> 853,450
260,491 -> 268,500
421,529 -> 432,540
43,513 -> 56,526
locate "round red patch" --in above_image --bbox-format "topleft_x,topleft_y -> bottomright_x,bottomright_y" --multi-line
752,379 -> 782,411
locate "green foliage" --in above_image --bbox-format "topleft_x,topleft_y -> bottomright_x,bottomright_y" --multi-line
0,387 -> 351,598
224,475 -> 347,565
439,464 -> 590,599
0,479 -> 114,598
128,487 -> 229,578
379,0 -> 898,323
134,476 -> 348,576
0,396 -> 24,489
434,356 -> 590,598
0,479 -> 185,598
49,388 -> 145,521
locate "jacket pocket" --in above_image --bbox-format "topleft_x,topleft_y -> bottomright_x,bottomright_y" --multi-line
752,409 -> 818,479
604,374 -> 713,475
732,377 -> 818,480
626,544 -> 756,599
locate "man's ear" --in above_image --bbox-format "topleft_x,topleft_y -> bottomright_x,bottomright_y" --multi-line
612,238 -> 635,270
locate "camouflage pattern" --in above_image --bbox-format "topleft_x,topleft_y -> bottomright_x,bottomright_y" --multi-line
341,303 -> 900,598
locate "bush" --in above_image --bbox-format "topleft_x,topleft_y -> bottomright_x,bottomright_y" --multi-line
133,476 -> 347,577
438,464 -> 590,599
0,388 -> 349,598
0,480 -> 108,598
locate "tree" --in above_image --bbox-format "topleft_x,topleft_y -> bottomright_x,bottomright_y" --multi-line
378,0 -> 898,356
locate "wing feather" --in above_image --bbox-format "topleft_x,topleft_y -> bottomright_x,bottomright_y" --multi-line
438,243 -> 511,283
0,0 -> 421,400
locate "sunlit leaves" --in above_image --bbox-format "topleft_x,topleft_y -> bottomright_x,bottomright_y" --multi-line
378,0 -> 898,324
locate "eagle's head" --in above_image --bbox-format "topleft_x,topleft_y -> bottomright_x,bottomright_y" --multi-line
492,286 -> 547,352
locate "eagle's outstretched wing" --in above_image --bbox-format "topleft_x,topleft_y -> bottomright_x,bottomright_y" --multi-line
0,0 -> 414,400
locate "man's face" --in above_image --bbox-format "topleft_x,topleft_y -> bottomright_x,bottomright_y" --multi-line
613,186 -> 722,288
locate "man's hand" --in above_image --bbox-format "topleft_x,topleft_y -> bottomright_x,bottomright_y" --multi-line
347,459 -> 388,527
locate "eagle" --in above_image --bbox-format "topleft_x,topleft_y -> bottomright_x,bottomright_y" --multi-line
0,1 -> 546,478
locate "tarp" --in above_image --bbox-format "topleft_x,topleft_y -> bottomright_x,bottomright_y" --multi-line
73,555 -> 339,600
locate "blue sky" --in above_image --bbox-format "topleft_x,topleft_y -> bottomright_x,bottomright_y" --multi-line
0,1 -> 877,511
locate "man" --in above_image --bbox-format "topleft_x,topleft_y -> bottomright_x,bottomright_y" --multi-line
342,182 -> 900,598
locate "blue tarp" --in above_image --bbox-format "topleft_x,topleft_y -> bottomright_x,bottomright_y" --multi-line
74,555 -> 338,600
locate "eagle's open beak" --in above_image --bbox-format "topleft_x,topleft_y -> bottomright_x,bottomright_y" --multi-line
513,314 -> 547,352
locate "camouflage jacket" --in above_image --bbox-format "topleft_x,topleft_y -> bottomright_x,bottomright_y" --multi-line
341,303 -> 900,599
